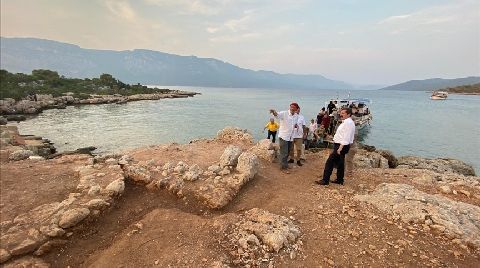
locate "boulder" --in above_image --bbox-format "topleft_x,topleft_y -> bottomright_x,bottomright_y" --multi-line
236,152 -> 260,180
219,145 -> 242,167
105,179 -> 125,196
354,150 -> 389,169
377,149 -> 398,168
216,127 -> 254,144
58,208 -> 91,228
248,139 -> 277,162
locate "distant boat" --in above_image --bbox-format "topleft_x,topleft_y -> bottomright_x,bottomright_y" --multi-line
431,91 -> 448,100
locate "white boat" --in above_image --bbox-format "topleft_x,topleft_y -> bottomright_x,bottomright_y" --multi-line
326,98 -> 372,131
430,91 -> 448,100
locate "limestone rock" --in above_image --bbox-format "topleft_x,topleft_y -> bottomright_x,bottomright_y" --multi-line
3,256 -> 50,268
439,185 -> 452,194
216,127 -> 254,144
84,199 -> 110,209
0,248 -> 11,263
58,208 -> 91,228
105,179 -> 125,196
397,156 -> 475,176
236,152 -> 259,180
355,183 -> 480,248
10,238 -> 43,256
125,165 -> 152,183
376,149 -> 398,168
118,155 -> 133,165
8,149 -> 34,161
34,239 -> 68,256
219,145 -> 242,167
39,225 -> 65,238
354,150 -> 389,169
174,161 -> 188,174
248,139 -> 277,162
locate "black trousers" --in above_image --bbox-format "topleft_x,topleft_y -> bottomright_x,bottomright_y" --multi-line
267,130 -> 277,143
322,143 -> 350,182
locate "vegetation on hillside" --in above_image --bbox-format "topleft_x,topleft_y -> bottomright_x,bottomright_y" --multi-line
443,83 -> 480,94
0,69 -> 171,100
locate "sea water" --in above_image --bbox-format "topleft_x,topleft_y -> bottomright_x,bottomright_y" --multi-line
14,86 -> 480,172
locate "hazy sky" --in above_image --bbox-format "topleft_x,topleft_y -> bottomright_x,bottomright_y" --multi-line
1,0 -> 479,85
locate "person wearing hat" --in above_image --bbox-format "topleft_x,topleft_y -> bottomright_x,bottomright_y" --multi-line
316,107 -> 355,185
269,103 -> 300,173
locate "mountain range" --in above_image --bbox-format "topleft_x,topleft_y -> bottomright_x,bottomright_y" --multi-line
1,37 -> 479,92
0,37 -> 351,90
378,77 -> 480,91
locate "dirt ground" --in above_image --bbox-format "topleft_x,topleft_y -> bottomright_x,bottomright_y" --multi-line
1,140 -> 479,267
0,159 -> 81,223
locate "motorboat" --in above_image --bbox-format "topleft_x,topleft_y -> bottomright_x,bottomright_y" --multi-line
326,98 -> 372,131
430,91 -> 448,100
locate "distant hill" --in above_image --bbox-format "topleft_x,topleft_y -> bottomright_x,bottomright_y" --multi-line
378,77 -> 480,91
0,37 -> 351,90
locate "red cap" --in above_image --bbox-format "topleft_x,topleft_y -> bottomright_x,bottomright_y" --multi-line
290,102 -> 299,109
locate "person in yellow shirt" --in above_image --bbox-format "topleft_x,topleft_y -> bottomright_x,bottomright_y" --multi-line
263,118 -> 279,143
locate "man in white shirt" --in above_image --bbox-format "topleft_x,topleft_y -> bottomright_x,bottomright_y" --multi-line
316,107 -> 355,185
288,108 -> 305,166
269,103 -> 300,172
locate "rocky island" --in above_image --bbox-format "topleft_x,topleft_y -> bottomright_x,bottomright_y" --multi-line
0,69 -> 199,123
0,126 -> 478,267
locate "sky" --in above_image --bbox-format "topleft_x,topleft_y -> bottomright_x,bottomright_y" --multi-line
1,0 -> 479,85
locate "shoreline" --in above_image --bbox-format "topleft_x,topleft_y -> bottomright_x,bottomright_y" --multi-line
0,90 -> 200,123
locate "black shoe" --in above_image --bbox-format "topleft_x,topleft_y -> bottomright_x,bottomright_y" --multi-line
332,180 -> 344,185
288,159 -> 294,163
315,180 -> 329,185
297,160 -> 303,166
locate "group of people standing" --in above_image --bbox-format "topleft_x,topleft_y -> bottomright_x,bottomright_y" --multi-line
267,102 -> 356,185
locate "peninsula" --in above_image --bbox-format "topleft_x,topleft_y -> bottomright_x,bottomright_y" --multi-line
0,69 -> 198,122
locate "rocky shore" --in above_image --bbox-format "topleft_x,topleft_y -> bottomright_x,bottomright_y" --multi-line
0,90 -> 199,123
0,127 -> 478,267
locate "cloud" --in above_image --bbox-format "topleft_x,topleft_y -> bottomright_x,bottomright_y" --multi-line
105,0 -> 137,21
378,0 -> 479,35
209,32 -> 261,43
144,0 -> 231,15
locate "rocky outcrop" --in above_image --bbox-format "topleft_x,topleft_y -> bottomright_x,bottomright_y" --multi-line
354,149 -> 389,169
397,156 -> 476,176
0,155 -> 125,264
216,127 -> 254,144
1,126 -> 56,160
248,139 -> 278,162
122,145 -> 259,209
354,183 -> 480,248
0,91 -> 198,116
214,208 -> 302,267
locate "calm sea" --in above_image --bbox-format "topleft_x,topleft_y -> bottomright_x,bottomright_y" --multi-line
14,87 -> 480,173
